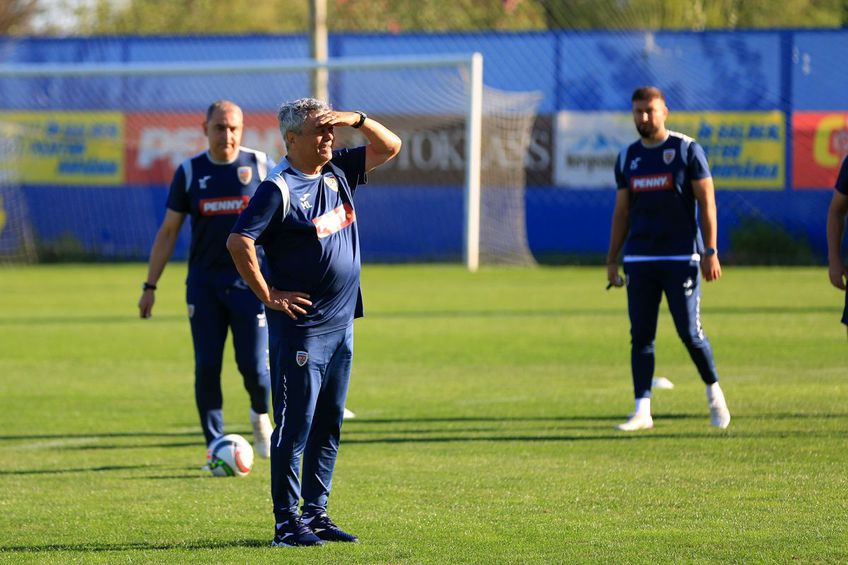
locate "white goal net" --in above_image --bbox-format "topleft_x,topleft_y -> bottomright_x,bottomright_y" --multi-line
0,54 -> 540,269
0,121 -> 36,264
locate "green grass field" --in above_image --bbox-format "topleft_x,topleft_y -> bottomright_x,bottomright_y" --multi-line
1,263 -> 846,564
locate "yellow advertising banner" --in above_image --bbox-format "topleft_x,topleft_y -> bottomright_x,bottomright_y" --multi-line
667,111 -> 785,189
0,112 -> 124,185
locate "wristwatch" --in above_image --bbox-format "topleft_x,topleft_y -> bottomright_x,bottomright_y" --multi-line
703,247 -> 716,257
142,282 -> 157,291
352,111 -> 367,129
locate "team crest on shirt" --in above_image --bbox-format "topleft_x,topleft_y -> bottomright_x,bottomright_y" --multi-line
237,166 -> 252,185
663,149 -> 676,164
324,174 -> 339,192
295,351 -> 309,367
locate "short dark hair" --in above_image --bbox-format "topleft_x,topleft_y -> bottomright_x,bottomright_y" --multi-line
631,87 -> 665,103
205,99 -> 240,122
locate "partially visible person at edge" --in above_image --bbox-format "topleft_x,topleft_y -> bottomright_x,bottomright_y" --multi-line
227,98 -> 401,547
606,86 -> 731,432
138,100 -> 274,462
826,154 -> 848,338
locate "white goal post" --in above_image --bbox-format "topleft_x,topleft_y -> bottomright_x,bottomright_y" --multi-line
0,52 -> 539,269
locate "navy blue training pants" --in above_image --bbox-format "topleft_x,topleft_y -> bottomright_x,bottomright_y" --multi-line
624,260 -> 720,399
267,318 -> 354,522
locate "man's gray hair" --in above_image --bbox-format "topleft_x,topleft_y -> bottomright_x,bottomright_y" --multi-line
277,97 -> 332,148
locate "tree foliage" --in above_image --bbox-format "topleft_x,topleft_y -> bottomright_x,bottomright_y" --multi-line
534,0 -> 848,30
329,0 -> 546,32
0,0 -> 39,35
76,0 -> 310,35
8,0 -> 848,36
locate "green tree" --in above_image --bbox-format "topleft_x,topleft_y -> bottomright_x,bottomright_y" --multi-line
532,0 -> 845,30
25,0 -> 848,35
328,0 -> 546,32
77,0 -> 309,34
74,0 -> 546,35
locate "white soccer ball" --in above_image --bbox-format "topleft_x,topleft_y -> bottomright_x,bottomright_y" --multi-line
206,434 -> 254,477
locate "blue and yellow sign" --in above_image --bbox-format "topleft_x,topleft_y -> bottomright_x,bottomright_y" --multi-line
668,111 -> 785,189
0,112 -> 124,185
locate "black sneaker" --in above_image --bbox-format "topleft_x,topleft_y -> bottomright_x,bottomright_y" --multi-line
302,512 -> 359,543
271,516 -> 326,547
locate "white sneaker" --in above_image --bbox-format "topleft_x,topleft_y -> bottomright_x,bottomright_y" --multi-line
652,377 -> 675,390
707,384 -> 731,429
250,410 -> 273,458
616,412 -> 654,431
343,408 -> 356,419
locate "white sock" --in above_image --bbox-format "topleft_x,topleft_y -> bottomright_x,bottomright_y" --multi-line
706,382 -> 723,402
634,397 -> 651,416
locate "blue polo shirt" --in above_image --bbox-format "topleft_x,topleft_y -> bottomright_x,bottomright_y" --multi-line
231,147 -> 367,336
614,131 -> 712,260
167,147 -> 272,285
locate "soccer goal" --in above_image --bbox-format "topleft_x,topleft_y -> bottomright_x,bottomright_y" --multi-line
0,53 -> 540,269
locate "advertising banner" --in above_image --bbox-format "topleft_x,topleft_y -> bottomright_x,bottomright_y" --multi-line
553,112 -> 633,188
125,112 -> 283,184
0,111 -> 124,185
792,112 -> 848,189
342,114 -> 553,187
668,112 -> 784,190
554,111 -> 785,189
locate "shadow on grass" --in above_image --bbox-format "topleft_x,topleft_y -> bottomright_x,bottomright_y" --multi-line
0,464 -> 150,476
137,474 -> 209,480
345,412 -> 847,425
54,441 -> 201,451
0,431 -> 199,441
340,413 -> 712,445
0,538 -> 268,553
2,432 -> 205,452
345,413 -> 694,426
338,412 -> 846,445
0,314 -> 186,326
341,432 -> 726,445
2,463 -> 214,479
340,428 -> 844,446
364,304 -> 837,320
